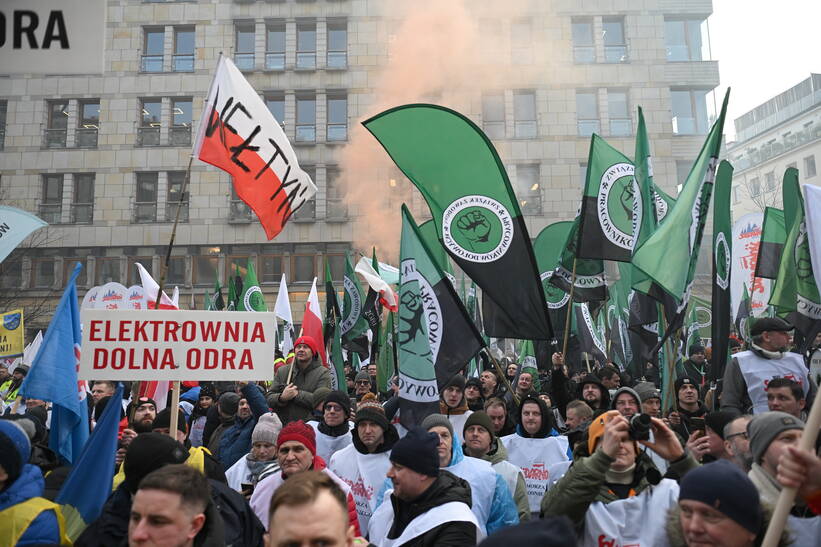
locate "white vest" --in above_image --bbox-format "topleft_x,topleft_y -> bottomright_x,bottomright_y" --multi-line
582,479 -> 678,547
445,456 -> 497,534
446,411 -> 472,438
309,421 -> 353,462
736,351 -> 809,414
501,434 -> 570,513
329,443 -> 392,533
368,491 -> 482,547
225,456 -> 251,492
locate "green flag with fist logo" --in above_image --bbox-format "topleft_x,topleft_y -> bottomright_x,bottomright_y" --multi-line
364,104 -> 553,341
533,221 -> 573,337
238,259 -> 266,311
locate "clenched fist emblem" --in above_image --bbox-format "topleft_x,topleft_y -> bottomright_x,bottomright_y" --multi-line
456,210 -> 492,247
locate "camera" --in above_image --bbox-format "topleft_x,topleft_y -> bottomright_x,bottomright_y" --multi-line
628,413 -> 651,441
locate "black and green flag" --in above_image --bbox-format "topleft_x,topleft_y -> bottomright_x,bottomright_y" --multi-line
341,251 -> 369,353
711,160 -> 734,382
238,259 -> 266,311
570,302 -> 608,372
364,104 -> 553,340
755,207 -> 786,279
533,221 -> 573,341
736,284 -> 752,341
551,216 -> 608,302
323,259 -> 341,347
206,280 -> 224,311
376,312 -> 396,393
397,205 -> 485,429
577,134 -> 638,262
419,220 -> 455,283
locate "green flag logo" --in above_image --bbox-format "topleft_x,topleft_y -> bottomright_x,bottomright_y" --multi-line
714,232 -> 731,290
795,222 -> 813,281
242,286 -> 265,311
597,163 -> 640,251
653,191 -> 669,222
398,258 -> 439,402
341,276 -> 363,334
399,259 -> 443,361
580,304 -> 607,355
442,195 -> 514,263
540,271 -> 570,309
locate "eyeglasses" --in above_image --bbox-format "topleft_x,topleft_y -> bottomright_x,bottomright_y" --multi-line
725,432 -> 748,441
355,380 -> 371,386
324,403 -> 344,412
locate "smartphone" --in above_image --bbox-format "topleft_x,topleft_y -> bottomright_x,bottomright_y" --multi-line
690,417 -> 705,431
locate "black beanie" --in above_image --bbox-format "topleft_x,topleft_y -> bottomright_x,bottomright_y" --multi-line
444,374 -> 466,391
152,408 -> 187,435
463,411 -> 495,439
679,460 -> 762,534
390,427 -> 440,477
123,432 -> 189,493
324,390 -> 352,417
198,383 -> 216,401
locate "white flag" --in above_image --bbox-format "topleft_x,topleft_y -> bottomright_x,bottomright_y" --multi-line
803,185 -> 821,292
275,274 -> 294,355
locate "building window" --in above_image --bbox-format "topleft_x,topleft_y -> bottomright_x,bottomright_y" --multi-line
194,255 -> 219,286
664,18 -> 704,62
576,90 -> 599,136
135,172 -> 158,223
173,27 -> 195,72
732,186 -> 740,204
76,100 -> 99,148
602,17 -> 627,63
96,257 -> 121,285
608,89 -> 631,136
166,171 -> 189,222
749,177 -> 761,197
265,93 -> 285,128
513,91 -> 537,138
327,93 -> 347,141
482,93 -> 505,139
170,98 -> 192,146
166,256 -> 186,286
326,166 -> 347,219
805,155 -> 817,178
226,255 -> 250,285
296,94 -> 316,142
296,21 -> 317,70
235,24 -> 255,71
0,100 -> 6,150
229,183 -> 252,221
326,253 -> 345,282
138,98 -> 162,146
31,259 -> 55,288
515,165 -> 541,215
1,258 -> 22,289
260,254 -> 283,283
571,18 -> 595,63
675,161 -> 691,186
671,89 -> 708,135
142,27 -> 165,72
510,19 -> 532,64
764,171 -> 776,191
40,174 -> 63,223
293,166 -> 316,220
327,20 -> 347,69
72,173 -> 94,224
45,100 -> 68,148
292,254 -> 316,282
265,22 -> 286,70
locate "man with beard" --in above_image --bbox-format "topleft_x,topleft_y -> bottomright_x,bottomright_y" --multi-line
0,365 -> 28,404
722,317 -> 816,415
439,374 -> 472,434
309,390 -> 353,463
577,374 -> 610,412
117,397 -> 157,465
268,336 -> 332,424
329,393 -> 399,532
723,414 -> 753,472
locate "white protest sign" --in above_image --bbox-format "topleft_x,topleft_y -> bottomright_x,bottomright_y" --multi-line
79,309 -> 276,380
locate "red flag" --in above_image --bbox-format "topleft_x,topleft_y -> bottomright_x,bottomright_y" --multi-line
303,278 -> 327,366
194,57 -> 316,239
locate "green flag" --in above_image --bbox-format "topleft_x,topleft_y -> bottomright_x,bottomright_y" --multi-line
769,169 -> 802,313
323,259 -> 342,346
711,160 -> 733,382
632,90 -> 730,305
226,265 -> 238,311
755,207 -> 786,279
397,205 -> 485,429
577,134 -> 637,261
341,251 -> 369,350
551,216 -> 608,302
419,219 -> 455,282
570,302 -> 608,371
238,259 -> 266,311
736,284 -> 752,341
364,104 -> 553,340
376,312 -> 396,393
206,280 -> 224,311
653,185 -> 676,224
533,221 -> 572,339
328,292 -> 346,391
518,339 -> 541,392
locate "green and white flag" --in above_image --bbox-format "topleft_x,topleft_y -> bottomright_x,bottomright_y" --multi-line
238,259 -> 266,311
577,134 -> 638,262
376,312 -> 396,393
533,221 -> 573,339
341,251 -> 369,349
419,219 -> 455,284
755,207 -> 787,279
551,216 -> 608,302
518,339 -> 541,392
328,292 -> 346,391
397,205 -> 485,429
364,104 -> 553,340
711,160 -> 733,381
205,280 -> 224,311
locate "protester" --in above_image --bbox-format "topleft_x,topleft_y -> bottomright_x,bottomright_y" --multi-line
722,317 -> 816,415
667,377 -> 708,440
465,377 -> 485,411
218,382 -> 270,470
765,377 -> 807,419
308,389 -> 353,463
484,397 -> 516,437
596,366 -> 621,393
462,411 -> 530,522
188,383 -> 216,447
1,365 -> 29,403
205,391 -> 239,459
611,386 -> 642,418
480,370 -> 504,400
267,336 -> 333,424
679,344 -> 709,394
353,370 -> 373,400
439,374 -> 473,434
723,414 -> 753,472
563,399 -> 593,450
329,393 -> 399,532
635,381 -> 662,418
368,427 -> 481,545
777,444 -> 821,516
265,471 -> 356,547
501,395 -> 571,516
0,419 -> 69,545
249,420 -> 360,535
225,412 -> 283,493
577,373 -> 610,412
746,411 -> 806,507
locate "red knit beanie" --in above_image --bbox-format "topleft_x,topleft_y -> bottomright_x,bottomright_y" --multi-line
276,420 -> 316,456
294,336 -> 319,356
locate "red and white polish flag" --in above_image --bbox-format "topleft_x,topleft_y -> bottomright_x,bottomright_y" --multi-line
302,278 -> 328,367
193,56 -> 317,240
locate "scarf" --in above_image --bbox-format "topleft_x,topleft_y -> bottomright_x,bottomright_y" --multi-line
751,343 -> 785,360
318,421 -> 350,437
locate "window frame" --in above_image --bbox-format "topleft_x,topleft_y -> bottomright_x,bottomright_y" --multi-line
135,172 -> 159,223
296,21 -> 317,70
142,27 -> 165,72
40,173 -> 64,224
173,26 -> 195,72
265,21 -> 286,71
326,20 -> 348,69
72,173 -> 95,224
576,90 -> 600,137
513,90 -> 537,139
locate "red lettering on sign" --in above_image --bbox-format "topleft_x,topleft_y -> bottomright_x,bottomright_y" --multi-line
250,322 -> 265,342
200,321 -> 221,340
89,320 -> 103,341
93,347 -> 107,368
164,321 -> 179,342
239,349 -> 253,369
118,320 -> 131,341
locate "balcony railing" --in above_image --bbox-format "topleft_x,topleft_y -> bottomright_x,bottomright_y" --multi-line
71,203 -> 93,224
604,45 -> 628,63
326,124 -> 347,142
235,53 -> 255,71
44,128 -> 67,148
76,128 -> 98,148
170,126 -> 191,146
134,202 -> 157,223
295,125 -> 316,142
296,52 -> 316,69
137,127 -> 161,146
39,204 -> 62,224
327,51 -> 347,69
292,199 -> 316,221
514,121 -> 537,138
141,55 -> 163,72
165,202 -> 189,222
573,46 -> 595,63
173,54 -> 194,72
265,52 -> 285,70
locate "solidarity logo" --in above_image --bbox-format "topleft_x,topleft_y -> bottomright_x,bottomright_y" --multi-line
242,286 -> 264,312
714,232 -> 730,290
653,191 -> 669,223
597,163 -> 640,251
540,271 -> 570,309
442,195 -> 514,263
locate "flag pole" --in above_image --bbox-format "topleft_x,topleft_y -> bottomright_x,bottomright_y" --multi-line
486,350 -> 520,407
168,381 -> 181,440
659,311 -> 677,414
560,258 -> 578,358
761,387 -> 821,547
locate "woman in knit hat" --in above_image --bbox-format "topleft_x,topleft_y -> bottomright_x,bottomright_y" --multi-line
224,412 -> 283,495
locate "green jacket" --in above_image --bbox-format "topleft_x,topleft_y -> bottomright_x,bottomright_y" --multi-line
541,449 -> 698,526
479,440 -> 530,522
266,359 -> 331,424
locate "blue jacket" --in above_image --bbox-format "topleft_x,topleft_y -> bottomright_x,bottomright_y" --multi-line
0,464 -> 61,546
218,384 -> 270,470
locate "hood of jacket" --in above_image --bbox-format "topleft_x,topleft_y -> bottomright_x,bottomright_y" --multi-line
0,464 -> 44,509
610,386 -> 642,412
352,422 -> 399,455
440,398 -> 470,416
516,394 -> 555,438
392,468 -> 472,516
577,374 -> 611,408
482,438 -> 509,465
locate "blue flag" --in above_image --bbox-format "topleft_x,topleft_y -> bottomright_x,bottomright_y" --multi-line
0,205 -> 48,264
19,262 -> 89,464
56,382 -> 123,540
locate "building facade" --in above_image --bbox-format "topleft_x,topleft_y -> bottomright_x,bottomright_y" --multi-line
0,0 -> 720,333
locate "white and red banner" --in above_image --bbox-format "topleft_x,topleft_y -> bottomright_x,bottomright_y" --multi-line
731,213 -> 772,318
79,310 -> 277,380
194,56 -> 316,239
302,278 -> 327,366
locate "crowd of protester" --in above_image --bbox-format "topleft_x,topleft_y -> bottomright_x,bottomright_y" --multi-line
1,322 -> 820,546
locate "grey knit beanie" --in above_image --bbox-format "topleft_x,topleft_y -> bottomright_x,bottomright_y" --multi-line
252,412 -> 283,445
747,411 -> 804,464
421,413 -> 454,439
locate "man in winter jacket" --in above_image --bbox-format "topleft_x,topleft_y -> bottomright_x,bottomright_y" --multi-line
420,413 -> 519,534
368,427 -> 480,546
439,374 -> 473,434
218,382 -> 270,470
462,411 -> 530,522
667,378 -> 709,441
577,374 -> 611,412
329,393 -> 399,532
267,336 -> 332,424
0,419 -> 69,546
678,344 -> 710,394
205,392 -> 238,458
308,389 -> 353,463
